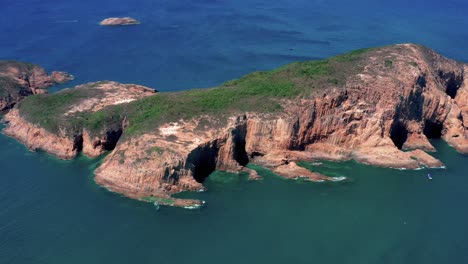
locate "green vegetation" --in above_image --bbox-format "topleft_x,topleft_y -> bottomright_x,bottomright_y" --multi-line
117,151 -> 126,164
333,48 -> 373,62
384,60 -> 393,67
18,82 -> 124,135
146,146 -> 164,155
0,76 -> 23,97
17,47 -> 375,137
0,61 -> 43,111
142,196 -> 175,206
0,60 -> 36,72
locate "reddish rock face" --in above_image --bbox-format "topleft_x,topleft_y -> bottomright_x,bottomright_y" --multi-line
99,17 -> 140,26
3,81 -> 155,160
0,61 -> 73,111
2,44 -> 468,207
50,71 -> 74,84
93,44 -> 468,203
2,108 -> 78,159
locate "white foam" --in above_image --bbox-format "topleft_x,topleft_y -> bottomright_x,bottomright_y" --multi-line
184,205 -> 201,209
330,176 -> 347,182
153,202 -> 160,211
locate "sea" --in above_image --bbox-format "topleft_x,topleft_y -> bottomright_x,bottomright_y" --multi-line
1,0 -> 468,263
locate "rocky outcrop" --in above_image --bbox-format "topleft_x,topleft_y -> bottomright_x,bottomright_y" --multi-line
63,81 -> 155,116
3,81 -> 155,159
0,61 -> 73,111
2,109 -> 78,159
50,71 -> 74,83
99,17 -> 140,26
92,44 -> 467,205
2,44 -> 468,208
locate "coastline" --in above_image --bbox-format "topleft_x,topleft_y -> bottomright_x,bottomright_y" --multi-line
1,44 -> 467,208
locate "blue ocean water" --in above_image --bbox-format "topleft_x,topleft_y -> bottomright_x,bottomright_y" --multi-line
1,0 -> 468,263
1,0 -> 468,90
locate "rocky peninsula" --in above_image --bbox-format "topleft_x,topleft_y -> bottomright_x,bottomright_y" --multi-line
1,44 -> 467,208
99,17 -> 140,26
0,61 -> 73,112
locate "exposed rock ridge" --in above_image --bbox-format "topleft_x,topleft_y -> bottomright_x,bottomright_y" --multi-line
93,44 -> 466,202
0,61 -> 73,111
2,44 -> 468,207
3,81 -> 156,159
64,81 -> 155,115
3,108 -> 78,159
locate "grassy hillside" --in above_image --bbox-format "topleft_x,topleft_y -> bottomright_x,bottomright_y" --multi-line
0,61 -> 37,98
0,76 -> 23,97
17,47 -> 373,137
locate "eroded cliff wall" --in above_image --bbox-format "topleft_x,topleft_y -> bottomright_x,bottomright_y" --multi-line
0,61 -> 73,111
2,44 -> 467,207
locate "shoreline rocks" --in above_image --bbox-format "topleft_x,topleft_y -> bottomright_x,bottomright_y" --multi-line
0,61 -> 73,112
2,44 -> 467,208
3,81 -> 155,159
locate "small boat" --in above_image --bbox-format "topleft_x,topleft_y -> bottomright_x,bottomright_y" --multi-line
427,173 -> 433,180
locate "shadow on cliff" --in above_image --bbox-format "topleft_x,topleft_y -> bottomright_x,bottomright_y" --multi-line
185,122 -> 249,183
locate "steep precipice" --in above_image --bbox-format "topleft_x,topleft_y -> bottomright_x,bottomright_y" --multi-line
3,81 -> 155,159
2,44 -> 467,208
0,61 -> 73,112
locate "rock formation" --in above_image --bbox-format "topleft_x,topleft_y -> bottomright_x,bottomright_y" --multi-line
99,17 -> 140,26
2,44 -> 467,208
3,81 -> 155,159
0,61 -> 73,112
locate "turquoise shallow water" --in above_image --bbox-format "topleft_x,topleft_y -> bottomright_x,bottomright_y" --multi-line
2,0 -> 468,263
1,123 -> 468,263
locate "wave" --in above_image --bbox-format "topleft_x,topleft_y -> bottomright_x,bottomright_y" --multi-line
53,20 -> 79,23
330,176 -> 347,182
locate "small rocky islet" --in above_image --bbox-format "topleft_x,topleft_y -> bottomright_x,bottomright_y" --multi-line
1,44 -> 467,208
99,17 -> 140,26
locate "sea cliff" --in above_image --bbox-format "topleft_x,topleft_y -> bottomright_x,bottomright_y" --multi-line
2,44 -> 467,207
0,61 -> 73,112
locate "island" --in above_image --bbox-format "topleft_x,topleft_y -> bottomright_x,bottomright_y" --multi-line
1,44 -> 467,208
0,61 -> 73,112
99,17 -> 140,26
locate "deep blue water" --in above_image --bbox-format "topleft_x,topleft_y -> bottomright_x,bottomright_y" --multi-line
1,0 -> 468,91
1,1 -> 468,263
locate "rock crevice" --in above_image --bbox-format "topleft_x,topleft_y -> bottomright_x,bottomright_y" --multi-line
2,44 -> 468,207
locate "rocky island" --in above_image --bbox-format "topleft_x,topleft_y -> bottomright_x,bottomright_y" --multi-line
0,61 -> 73,112
99,17 -> 140,26
1,44 -> 467,208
